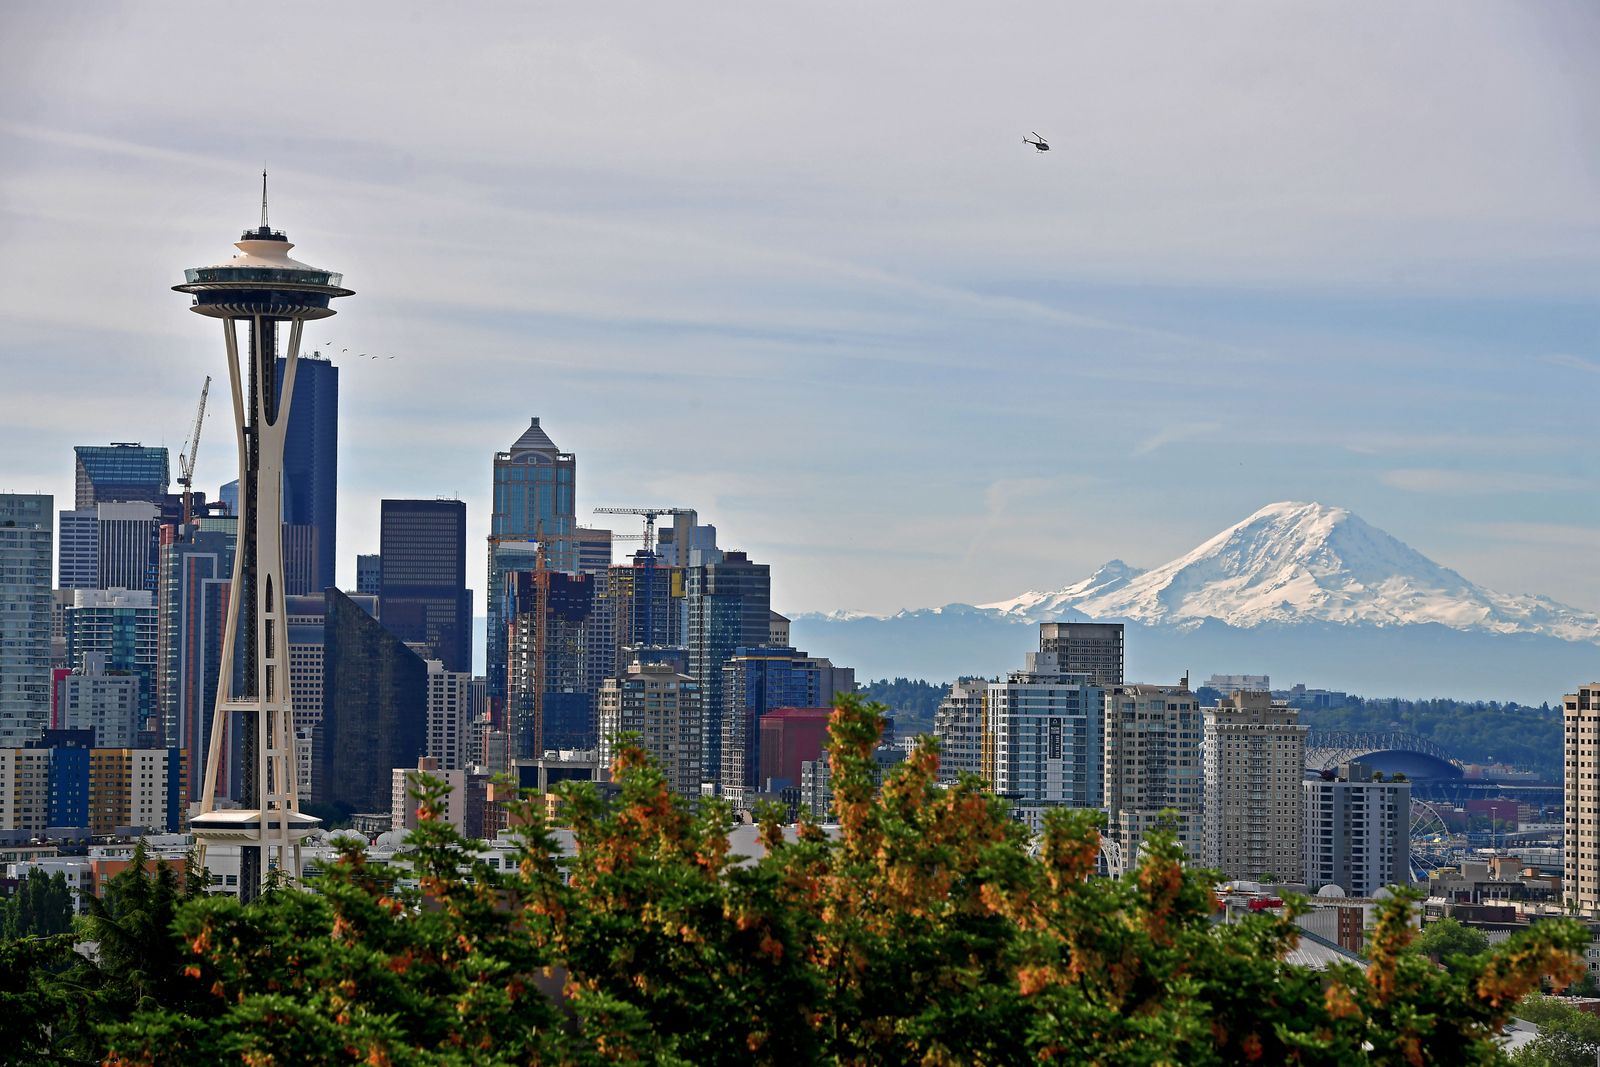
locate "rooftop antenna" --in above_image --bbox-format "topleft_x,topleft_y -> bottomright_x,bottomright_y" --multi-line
260,168 -> 269,230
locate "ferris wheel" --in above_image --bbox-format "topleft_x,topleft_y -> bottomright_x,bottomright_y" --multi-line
1410,799 -> 1454,879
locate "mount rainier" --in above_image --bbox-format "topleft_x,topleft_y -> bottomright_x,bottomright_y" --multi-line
790,502 -> 1600,703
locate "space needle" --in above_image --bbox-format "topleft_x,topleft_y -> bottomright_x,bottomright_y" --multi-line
174,175 -> 352,898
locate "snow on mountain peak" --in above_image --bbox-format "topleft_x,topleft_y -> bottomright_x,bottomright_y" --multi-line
984,501 -> 1600,644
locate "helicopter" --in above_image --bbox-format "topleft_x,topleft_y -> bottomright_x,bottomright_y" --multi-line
1024,132 -> 1050,152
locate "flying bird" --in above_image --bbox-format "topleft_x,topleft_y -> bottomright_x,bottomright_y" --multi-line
1024,132 -> 1050,152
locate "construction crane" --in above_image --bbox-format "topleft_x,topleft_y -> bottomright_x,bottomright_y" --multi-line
177,376 -> 211,526
592,507 -> 696,650
592,507 -> 696,555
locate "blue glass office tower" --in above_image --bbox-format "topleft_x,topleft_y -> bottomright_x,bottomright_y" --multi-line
487,419 -> 575,714
274,353 -> 338,593
720,646 -> 816,800
64,589 -> 159,733
74,444 -> 169,508
686,551 -> 770,791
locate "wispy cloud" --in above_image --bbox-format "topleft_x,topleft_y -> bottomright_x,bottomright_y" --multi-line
1541,353 -> 1600,375
1133,421 -> 1222,458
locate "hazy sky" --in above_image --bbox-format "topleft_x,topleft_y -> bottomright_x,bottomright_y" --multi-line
2,3 -> 1596,620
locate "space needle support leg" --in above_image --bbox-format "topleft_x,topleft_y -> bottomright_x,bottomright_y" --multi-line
196,316 -> 249,875
251,316 -> 303,886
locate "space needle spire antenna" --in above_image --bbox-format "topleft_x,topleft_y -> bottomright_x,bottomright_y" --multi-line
174,179 -> 353,900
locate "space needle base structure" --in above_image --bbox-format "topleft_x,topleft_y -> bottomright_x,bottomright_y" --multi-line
174,179 -> 352,899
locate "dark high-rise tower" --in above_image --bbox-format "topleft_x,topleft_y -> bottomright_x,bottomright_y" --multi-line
313,588 -> 427,816
686,551 -> 770,790
274,353 -> 337,593
174,178 -> 352,898
379,499 -> 471,672
355,554 -> 382,595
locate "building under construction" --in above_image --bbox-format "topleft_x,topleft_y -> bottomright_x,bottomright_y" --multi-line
506,569 -> 594,757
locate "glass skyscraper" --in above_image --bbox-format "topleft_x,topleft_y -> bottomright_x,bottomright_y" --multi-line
274,354 -> 338,593
74,444 -> 169,509
686,551 -> 771,791
58,508 -> 98,589
379,498 -> 471,672
63,588 -> 159,734
0,494 -> 54,746
487,418 -> 575,711
313,589 -> 428,816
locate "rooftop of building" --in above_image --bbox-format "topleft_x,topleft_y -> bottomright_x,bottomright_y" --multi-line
508,417 -> 562,457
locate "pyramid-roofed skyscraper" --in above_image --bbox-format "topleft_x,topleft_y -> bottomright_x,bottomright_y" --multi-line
486,418 -> 576,751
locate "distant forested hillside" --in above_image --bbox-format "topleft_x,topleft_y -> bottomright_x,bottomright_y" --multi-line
859,677 -> 950,736
1294,697 -> 1561,780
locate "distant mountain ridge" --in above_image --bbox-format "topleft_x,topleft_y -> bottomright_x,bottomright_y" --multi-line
790,502 -> 1600,703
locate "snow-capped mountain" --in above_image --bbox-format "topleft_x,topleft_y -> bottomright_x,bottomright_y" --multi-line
978,502 -> 1600,643
790,502 -> 1600,700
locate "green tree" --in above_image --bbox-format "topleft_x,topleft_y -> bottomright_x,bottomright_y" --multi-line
1511,996 -> 1600,1066
0,933 -> 82,1067
49,846 -> 214,1061
1415,915 -> 1491,969
3,868 -> 74,940
103,780 -> 571,1066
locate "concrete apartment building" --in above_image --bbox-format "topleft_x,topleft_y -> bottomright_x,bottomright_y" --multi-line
1103,682 -> 1204,864
56,653 -> 142,748
0,747 -> 51,833
1565,683 -> 1600,911
0,739 -> 182,835
597,660 -> 703,798
1303,760 -> 1410,896
986,650 -> 1105,829
1036,622 -> 1124,686
932,677 -> 987,783
426,660 -> 471,771
1202,690 -> 1307,882
391,756 -> 467,835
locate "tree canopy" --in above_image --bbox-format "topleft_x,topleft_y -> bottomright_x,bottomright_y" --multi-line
3,867 -> 74,940
1414,916 -> 1491,971
1,694 -> 1588,1064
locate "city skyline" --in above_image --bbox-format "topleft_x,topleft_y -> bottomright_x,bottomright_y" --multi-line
2,4 -> 1596,620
